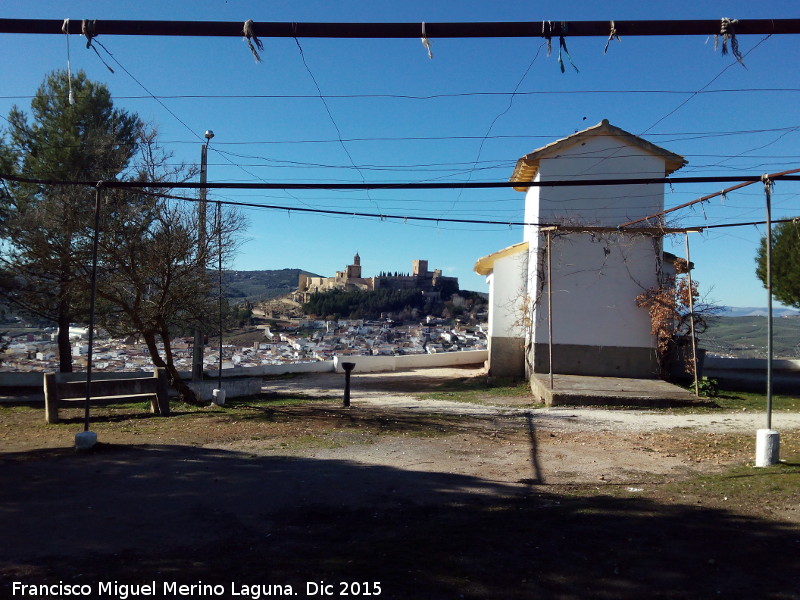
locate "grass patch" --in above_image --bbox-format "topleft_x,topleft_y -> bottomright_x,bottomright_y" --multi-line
228,393 -> 340,408
665,388 -> 800,414
415,376 -> 539,405
665,460 -> 800,510
712,389 -> 800,412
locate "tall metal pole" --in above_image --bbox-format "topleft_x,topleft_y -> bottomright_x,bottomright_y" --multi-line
755,176 -> 780,467
546,230 -> 554,390
83,183 -> 103,433
192,131 -> 214,381
764,176 -> 774,430
217,199 -> 223,391
684,232 -> 699,397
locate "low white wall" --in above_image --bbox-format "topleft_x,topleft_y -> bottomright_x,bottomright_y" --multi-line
197,360 -> 335,380
703,356 -> 800,393
704,357 -> 800,372
333,350 -> 487,373
0,370 -> 155,388
187,378 -> 264,402
0,351 -> 488,400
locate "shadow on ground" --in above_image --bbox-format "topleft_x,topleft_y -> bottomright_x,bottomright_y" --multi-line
1,444 -> 798,599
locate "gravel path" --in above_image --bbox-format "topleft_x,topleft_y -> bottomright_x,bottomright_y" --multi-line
263,367 -> 800,434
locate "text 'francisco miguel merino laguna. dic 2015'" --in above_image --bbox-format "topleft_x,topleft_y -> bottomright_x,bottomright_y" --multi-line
12,580 -> 384,598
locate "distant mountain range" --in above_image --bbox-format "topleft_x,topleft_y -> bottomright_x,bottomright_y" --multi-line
719,306 -> 800,318
220,271 -> 800,317
700,313 -> 800,359
220,269 -> 319,302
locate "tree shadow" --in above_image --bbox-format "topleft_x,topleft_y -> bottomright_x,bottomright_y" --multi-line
1,444 -> 798,599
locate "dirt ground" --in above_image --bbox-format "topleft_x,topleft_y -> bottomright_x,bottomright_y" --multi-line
1,367 -> 799,599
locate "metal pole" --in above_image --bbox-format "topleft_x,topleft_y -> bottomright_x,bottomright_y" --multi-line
217,199 -> 223,391
83,184 -> 103,432
684,232 -> 699,397
764,176 -> 774,430
546,230 -> 554,389
341,362 -> 355,407
192,134 -> 212,381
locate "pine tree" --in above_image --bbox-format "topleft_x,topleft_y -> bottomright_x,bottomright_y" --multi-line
756,219 -> 800,308
0,70 -> 141,371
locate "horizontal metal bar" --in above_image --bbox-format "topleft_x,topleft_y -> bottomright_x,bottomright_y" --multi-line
4,173 -> 799,190
2,18 -> 799,38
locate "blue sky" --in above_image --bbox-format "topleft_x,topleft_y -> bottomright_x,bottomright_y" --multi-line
1,1 -> 799,308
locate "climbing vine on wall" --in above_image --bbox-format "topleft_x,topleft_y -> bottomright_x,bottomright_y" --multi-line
635,258 -> 719,376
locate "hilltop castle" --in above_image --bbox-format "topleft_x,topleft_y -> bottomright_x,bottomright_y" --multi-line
293,252 -> 458,303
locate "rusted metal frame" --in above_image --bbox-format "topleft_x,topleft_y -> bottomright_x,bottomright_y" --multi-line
5,18 -> 800,38
5,172 -> 800,191
618,167 -> 800,229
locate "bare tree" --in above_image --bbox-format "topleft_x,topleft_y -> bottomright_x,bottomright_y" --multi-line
92,130 -> 246,405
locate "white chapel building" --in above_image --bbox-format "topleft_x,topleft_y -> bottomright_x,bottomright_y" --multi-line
475,120 -> 687,380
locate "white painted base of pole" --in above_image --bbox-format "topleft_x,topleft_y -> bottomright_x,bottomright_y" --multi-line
212,389 -> 226,406
755,429 -> 780,467
75,431 -> 98,451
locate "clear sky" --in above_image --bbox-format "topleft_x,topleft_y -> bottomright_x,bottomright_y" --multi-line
1,1 -> 799,309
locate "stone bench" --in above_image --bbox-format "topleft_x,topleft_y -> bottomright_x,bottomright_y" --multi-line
43,368 -> 170,424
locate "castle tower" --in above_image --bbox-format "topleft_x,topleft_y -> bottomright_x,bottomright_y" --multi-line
412,259 -> 428,277
345,251 -> 362,279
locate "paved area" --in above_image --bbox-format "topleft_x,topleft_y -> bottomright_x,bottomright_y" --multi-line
531,372 -> 699,406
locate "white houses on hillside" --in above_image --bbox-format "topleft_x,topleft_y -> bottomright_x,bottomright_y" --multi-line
475,120 -> 687,380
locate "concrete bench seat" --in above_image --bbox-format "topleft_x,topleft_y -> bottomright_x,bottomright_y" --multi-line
43,368 -> 169,424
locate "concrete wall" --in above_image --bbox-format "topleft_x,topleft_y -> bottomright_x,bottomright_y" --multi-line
533,233 -> 659,351
487,249 -> 529,339
532,343 -> 660,378
187,378 -> 264,403
0,351 -> 488,402
333,350 -> 487,373
487,337 -> 526,378
703,356 -> 800,393
0,370 -> 157,388
484,248 -> 528,378
197,361 -> 334,380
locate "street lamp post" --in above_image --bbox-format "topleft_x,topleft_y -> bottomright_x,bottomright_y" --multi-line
192,130 -> 214,382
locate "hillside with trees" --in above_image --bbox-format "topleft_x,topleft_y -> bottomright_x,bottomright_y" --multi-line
698,315 -> 800,359
302,288 -> 486,321
222,269 -> 319,301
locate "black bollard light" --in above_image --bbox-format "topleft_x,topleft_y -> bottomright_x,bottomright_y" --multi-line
341,362 -> 356,408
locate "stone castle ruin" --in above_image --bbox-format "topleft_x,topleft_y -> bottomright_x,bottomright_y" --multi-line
293,253 -> 458,303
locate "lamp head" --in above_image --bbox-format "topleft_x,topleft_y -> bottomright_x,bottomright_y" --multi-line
204,130 -> 215,140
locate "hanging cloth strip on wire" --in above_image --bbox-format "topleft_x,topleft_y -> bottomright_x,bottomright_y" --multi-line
542,20 -> 553,56
557,22 -> 579,73
421,22 -> 433,59
719,17 -> 745,66
62,19 -> 76,104
243,19 -> 264,62
604,20 -> 620,54
81,19 -> 114,72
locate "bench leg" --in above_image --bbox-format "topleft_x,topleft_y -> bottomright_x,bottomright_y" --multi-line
154,367 -> 170,416
43,373 -> 59,424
